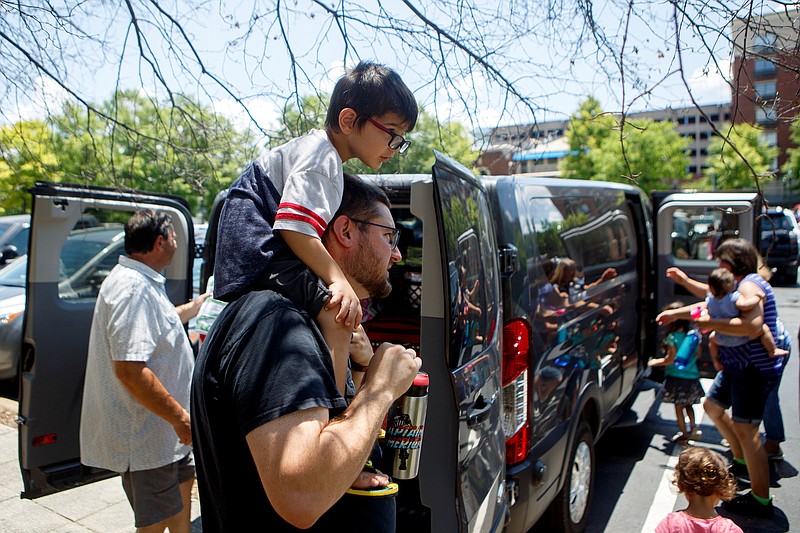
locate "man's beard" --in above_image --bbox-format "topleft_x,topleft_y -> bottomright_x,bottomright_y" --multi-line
345,239 -> 392,299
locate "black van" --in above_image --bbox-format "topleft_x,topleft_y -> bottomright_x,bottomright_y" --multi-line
17,154 -> 759,532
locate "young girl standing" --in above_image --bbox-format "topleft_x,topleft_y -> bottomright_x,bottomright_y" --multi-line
656,447 -> 743,532
649,302 -> 705,442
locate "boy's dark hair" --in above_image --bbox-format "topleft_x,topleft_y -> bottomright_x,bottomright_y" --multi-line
708,268 -> 735,298
326,61 -> 418,133
673,447 -> 737,501
329,174 -> 391,226
125,209 -> 173,255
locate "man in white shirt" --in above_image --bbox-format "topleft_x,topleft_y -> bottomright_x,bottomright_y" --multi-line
80,209 -> 207,533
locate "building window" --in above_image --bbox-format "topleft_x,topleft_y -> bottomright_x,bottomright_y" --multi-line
687,116 -> 696,124
754,59 -> 776,75
699,132 -> 709,140
688,166 -> 698,174
761,130 -> 778,146
756,81 -> 777,99
724,113 -> 731,121
756,107 -> 777,124
700,148 -> 708,156
709,114 -> 719,122
753,32 -> 777,52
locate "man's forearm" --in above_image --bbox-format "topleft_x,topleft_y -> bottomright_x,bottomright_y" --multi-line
246,388 -> 395,529
114,361 -> 191,442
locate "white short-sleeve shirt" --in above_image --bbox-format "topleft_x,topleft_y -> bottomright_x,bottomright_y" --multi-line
262,129 -> 344,238
80,256 -> 193,472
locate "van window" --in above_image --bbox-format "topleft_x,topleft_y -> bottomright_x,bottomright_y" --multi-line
438,174 -> 498,365
58,208 -> 127,300
529,194 -> 635,303
670,207 -> 734,261
7,226 -> 30,255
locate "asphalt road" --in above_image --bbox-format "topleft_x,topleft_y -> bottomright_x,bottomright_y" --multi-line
583,282 -> 800,533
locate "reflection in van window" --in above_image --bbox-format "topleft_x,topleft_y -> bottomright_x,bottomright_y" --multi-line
530,195 -> 635,272
527,193 -> 636,406
670,207 -> 737,261
438,173 -> 498,365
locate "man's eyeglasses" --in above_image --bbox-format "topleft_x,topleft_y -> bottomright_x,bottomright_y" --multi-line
365,117 -> 412,154
349,218 -> 401,250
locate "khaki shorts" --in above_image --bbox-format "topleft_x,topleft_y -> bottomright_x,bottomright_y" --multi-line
121,453 -> 195,527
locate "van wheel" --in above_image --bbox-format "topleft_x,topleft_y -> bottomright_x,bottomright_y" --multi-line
545,421 -> 595,533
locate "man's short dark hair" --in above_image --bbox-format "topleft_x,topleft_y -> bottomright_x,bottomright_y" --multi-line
324,175 -> 391,242
125,209 -> 173,255
326,61 -> 418,133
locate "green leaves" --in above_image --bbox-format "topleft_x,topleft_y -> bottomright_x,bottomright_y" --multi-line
702,123 -> 778,190
782,118 -> 800,190
561,97 -> 690,194
0,91 -> 257,216
0,120 -> 58,214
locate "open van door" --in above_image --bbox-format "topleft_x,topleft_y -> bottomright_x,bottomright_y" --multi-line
412,152 -> 507,532
19,182 -> 194,498
653,191 -> 761,373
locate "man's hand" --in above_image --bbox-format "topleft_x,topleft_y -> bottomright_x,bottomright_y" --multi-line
362,343 -> 422,402
326,279 -> 363,330
113,361 -> 191,446
176,291 -> 211,324
172,409 -> 192,445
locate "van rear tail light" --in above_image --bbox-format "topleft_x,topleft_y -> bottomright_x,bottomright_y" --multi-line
32,433 -> 57,447
503,318 -> 530,465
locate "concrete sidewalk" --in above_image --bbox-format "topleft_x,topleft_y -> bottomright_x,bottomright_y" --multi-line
0,398 -> 201,532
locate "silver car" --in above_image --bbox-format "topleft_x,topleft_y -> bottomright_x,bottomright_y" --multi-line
0,226 -> 125,381
0,214 -> 30,268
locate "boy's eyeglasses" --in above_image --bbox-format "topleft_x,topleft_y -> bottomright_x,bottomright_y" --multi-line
365,117 -> 412,154
349,217 -> 401,250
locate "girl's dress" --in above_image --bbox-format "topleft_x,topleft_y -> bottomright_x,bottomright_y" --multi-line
656,511 -> 743,532
662,331 -> 705,405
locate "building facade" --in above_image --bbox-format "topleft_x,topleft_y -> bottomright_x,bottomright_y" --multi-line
476,104 -> 731,178
731,10 -> 800,175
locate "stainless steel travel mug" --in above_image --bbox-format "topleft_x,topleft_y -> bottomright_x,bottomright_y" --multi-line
385,372 -> 429,479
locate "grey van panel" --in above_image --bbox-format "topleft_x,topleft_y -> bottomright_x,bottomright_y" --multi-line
411,157 -> 507,532
20,183 -> 193,498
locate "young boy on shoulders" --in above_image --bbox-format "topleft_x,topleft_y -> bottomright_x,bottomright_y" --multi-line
214,61 -> 418,394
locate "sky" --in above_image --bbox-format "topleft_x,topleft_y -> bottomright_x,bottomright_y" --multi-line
2,1 -> 745,141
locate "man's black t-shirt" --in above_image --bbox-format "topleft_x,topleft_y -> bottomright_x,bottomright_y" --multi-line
191,290 -> 361,532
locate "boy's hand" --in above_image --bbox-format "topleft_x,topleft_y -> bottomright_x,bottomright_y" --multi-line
326,280 -> 363,329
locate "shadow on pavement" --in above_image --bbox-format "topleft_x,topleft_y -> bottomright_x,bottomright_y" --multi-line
718,505 -> 789,533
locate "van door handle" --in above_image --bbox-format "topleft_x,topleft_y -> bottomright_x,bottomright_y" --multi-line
467,395 -> 492,427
